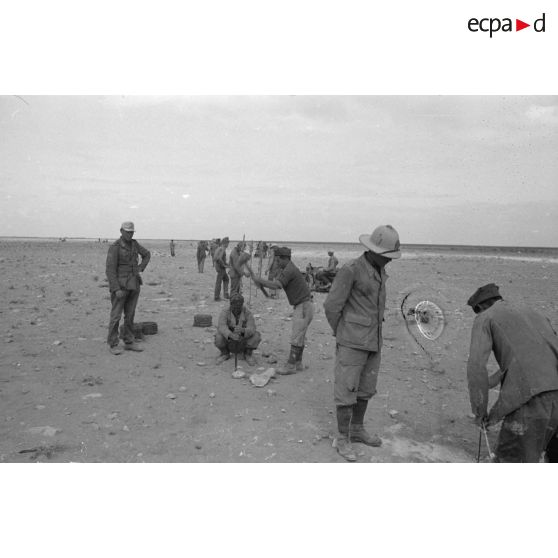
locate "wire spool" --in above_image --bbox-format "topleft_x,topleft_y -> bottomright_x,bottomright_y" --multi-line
193,314 -> 212,327
141,321 -> 159,335
413,300 -> 445,340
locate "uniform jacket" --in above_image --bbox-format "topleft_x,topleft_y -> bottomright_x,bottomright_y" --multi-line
217,306 -> 257,339
324,253 -> 387,351
106,238 -> 151,292
228,246 -> 244,278
467,300 -> 558,423
214,246 -> 228,271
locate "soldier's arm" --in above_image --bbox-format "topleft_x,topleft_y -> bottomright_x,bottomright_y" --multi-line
244,311 -> 256,338
136,242 -> 151,271
217,310 -> 231,339
323,265 -> 353,335
105,245 -> 120,292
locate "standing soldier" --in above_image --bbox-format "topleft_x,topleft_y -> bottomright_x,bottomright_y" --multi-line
252,247 -> 314,375
105,221 -> 151,355
324,225 -> 401,461
169,239 -> 176,257
213,237 -> 230,301
229,241 -> 250,295
196,240 -> 209,273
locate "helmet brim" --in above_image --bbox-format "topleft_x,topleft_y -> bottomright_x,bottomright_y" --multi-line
359,234 -> 401,259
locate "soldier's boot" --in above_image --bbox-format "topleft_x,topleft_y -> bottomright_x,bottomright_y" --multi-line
276,345 -> 298,375
216,351 -> 231,365
295,345 -> 304,371
245,349 -> 256,367
335,405 -> 357,462
350,398 -> 382,447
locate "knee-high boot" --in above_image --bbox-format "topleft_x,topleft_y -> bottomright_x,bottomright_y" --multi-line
350,398 -> 382,447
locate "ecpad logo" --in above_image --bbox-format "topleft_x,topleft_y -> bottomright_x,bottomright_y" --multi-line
468,13 -> 546,37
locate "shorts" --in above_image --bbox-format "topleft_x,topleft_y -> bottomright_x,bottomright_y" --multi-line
334,344 -> 381,406
290,300 -> 314,347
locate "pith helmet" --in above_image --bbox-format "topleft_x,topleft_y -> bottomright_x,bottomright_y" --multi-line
359,225 -> 401,259
121,221 -> 135,232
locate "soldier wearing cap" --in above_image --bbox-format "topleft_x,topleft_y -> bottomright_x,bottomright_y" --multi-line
214,293 -> 261,366
105,222 -> 151,355
324,225 -> 401,461
466,283 -> 558,462
213,237 -> 230,301
252,246 -> 314,374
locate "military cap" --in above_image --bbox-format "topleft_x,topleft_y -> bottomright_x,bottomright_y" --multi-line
467,283 -> 501,308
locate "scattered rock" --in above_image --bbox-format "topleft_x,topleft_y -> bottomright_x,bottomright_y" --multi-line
179,386 -> 188,392
388,410 -> 399,419
27,426 -> 61,437
82,393 -> 103,399
249,368 -> 276,387
53,340 -> 62,346
209,392 -> 216,398
232,370 -> 246,379
196,362 -> 206,366
166,393 -> 177,400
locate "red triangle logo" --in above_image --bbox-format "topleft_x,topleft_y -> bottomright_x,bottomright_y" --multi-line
516,19 -> 530,31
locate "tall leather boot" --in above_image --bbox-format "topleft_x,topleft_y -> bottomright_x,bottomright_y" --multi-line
350,398 -> 382,447
277,345 -> 298,375
335,405 -> 357,462
295,345 -> 304,371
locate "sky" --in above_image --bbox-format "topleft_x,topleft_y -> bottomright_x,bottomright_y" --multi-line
1,95 -> 557,246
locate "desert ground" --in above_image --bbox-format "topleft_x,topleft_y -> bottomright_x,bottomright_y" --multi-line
1,239 -> 557,463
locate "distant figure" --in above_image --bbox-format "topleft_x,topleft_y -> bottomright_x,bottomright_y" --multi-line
324,225 -> 401,462
170,239 -> 176,257
215,293 -> 261,366
213,237 -> 230,301
196,240 -> 209,273
105,221 -> 151,355
252,246 -> 314,375
466,283 -> 558,462
316,250 -> 339,285
262,241 -> 269,259
228,241 -> 251,295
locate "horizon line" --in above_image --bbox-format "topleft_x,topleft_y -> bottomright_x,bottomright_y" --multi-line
1,235 -> 557,252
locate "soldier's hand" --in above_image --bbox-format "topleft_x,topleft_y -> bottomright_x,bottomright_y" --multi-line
229,332 -> 240,341
115,289 -> 126,299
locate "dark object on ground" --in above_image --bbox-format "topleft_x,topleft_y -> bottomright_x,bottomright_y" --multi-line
121,323 -> 145,340
137,321 -> 158,335
132,324 -> 145,339
193,314 -> 212,327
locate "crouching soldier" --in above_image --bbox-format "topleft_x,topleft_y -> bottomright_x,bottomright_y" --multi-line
214,293 -> 261,366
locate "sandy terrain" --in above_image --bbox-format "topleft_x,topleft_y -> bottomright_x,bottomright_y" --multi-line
1,239 -> 557,463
